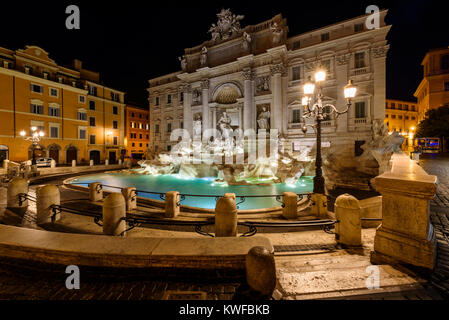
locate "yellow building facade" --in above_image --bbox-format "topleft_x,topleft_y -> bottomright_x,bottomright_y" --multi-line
0,46 -> 125,165
414,47 -> 449,121
385,99 -> 419,150
124,105 -> 150,160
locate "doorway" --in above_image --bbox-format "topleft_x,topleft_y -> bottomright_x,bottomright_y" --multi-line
66,146 -> 77,164
109,151 -> 117,164
48,145 -> 60,163
90,150 -> 101,165
0,145 -> 8,167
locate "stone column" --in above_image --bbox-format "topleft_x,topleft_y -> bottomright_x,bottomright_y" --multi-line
371,153 -> 437,270
281,69 -> 288,136
201,79 -> 210,133
215,193 -> 238,237
372,46 -> 389,121
270,64 -> 284,132
335,53 -> 351,132
183,84 -> 193,138
243,69 -> 254,132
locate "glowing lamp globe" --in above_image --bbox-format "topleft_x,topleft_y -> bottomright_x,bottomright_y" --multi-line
303,81 -> 315,96
314,69 -> 326,83
302,97 -> 309,106
344,80 -> 357,99
20,131 -> 26,137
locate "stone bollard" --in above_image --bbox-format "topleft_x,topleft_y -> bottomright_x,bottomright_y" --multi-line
165,191 -> 180,218
335,194 -> 362,247
246,246 -> 277,297
310,193 -> 328,219
72,159 -> 76,167
102,193 -> 127,236
89,182 -> 103,202
105,159 -> 109,166
7,177 -> 29,210
282,192 -> 298,220
90,160 -> 94,167
121,187 -> 137,212
36,185 -> 60,224
215,193 -> 238,237
118,159 -> 122,166
50,159 -> 56,168
3,159 -> 8,170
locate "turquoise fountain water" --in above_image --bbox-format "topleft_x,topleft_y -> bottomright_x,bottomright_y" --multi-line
70,170 -> 314,210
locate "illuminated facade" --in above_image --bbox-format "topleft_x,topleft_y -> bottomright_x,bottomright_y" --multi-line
0,46 -> 125,165
124,105 -> 150,160
414,47 -> 449,121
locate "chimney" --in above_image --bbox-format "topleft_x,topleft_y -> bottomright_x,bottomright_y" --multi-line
73,59 -> 83,70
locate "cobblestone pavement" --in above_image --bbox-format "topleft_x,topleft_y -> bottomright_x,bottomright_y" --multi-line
421,154 -> 449,298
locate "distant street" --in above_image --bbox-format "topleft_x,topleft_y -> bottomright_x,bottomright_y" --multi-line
420,154 -> 449,187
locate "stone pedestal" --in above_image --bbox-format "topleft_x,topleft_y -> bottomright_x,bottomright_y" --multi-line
36,185 -> 60,224
72,160 -> 76,167
102,193 -> 127,236
7,178 -> 28,209
89,182 -> 103,202
215,193 -> 238,237
105,159 -> 109,166
335,194 -> 361,247
371,153 -> 437,270
90,160 -> 94,167
246,246 -> 276,296
165,191 -> 180,218
310,194 -> 328,219
121,187 -> 137,212
282,192 -> 298,220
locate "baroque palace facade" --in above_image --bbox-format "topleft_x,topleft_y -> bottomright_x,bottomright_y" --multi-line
148,9 -> 390,159
0,46 -> 125,165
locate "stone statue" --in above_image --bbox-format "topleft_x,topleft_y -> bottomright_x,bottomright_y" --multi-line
178,56 -> 187,71
208,9 -> 245,42
193,119 -> 202,139
270,22 -> 283,45
200,47 -> 208,66
218,112 -> 233,140
257,107 -> 271,129
256,76 -> 270,93
242,32 -> 251,50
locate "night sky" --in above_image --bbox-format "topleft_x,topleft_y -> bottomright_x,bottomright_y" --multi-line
0,0 -> 447,107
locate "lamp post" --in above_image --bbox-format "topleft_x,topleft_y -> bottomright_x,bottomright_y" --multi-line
301,67 -> 358,194
20,127 -> 45,165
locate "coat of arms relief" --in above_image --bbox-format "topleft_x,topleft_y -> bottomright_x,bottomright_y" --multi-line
208,9 -> 245,42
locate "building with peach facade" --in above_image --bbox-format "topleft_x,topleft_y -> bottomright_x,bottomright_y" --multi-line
414,47 -> 449,121
0,45 -> 125,166
124,105 -> 150,160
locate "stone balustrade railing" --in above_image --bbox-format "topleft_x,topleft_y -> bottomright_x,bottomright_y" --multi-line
371,153 -> 438,270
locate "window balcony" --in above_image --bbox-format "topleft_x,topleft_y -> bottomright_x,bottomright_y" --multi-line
351,66 -> 370,76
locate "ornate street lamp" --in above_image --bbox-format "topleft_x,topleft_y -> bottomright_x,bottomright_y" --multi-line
301,67 -> 357,194
20,127 -> 45,165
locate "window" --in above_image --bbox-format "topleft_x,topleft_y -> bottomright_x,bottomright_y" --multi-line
355,52 -> 366,69
155,97 -> 159,106
398,115 -> 403,120
405,116 -> 409,120
293,41 -> 300,50
167,123 -> 172,133
79,95 -> 86,103
139,143 -> 142,147
139,123 -> 143,129
132,143 -> 135,147
354,23 -> 364,33
167,94 -> 172,104
441,55 -> 449,70
355,102 -> 366,119
131,112 -> 135,117
79,128 -> 87,140
139,114 -> 142,119
30,104 -> 44,114
146,124 -> 149,130
89,100 -> 96,111
146,134 -> 149,139
167,145 -> 172,152
139,134 -> 143,139
49,106 -> 60,117
78,111 -> 87,121
49,88 -> 58,97
321,33 -> 329,41
323,106 -> 332,121
50,126 -> 59,138
322,60 -> 331,73
292,66 -> 301,81
411,106 -> 416,111
355,141 -> 366,157
89,135 -> 96,145
30,84 -> 43,94
155,124 -> 160,133
180,122 -> 184,129
292,109 -> 301,123
391,103 -> 396,109
386,114 -> 389,118
89,117 -> 96,127
412,116 -> 416,120
391,115 -> 396,119
113,106 -> 118,115
397,104 -> 402,110
88,85 -> 97,96
113,121 -> 118,129
111,92 -> 119,102
404,105 -> 409,111
385,102 -> 389,108
445,82 -> 449,91
180,92 -> 184,102
113,137 -> 118,145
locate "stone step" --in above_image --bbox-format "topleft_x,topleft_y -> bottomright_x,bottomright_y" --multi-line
277,264 -> 426,299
